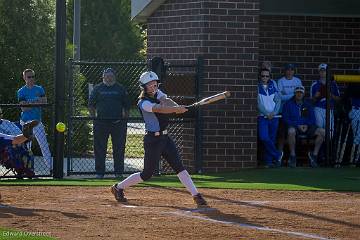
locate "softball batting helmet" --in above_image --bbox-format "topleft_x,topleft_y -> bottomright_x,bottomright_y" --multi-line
139,71 -> 159,88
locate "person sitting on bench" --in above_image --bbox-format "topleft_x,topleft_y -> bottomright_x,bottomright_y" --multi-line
282,86 -> 325,167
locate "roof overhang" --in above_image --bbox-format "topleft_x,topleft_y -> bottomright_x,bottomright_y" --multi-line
131,0 -> 167,23
260,0 -> 360,17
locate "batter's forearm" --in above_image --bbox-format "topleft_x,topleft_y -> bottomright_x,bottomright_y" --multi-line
152,104 -> 187,114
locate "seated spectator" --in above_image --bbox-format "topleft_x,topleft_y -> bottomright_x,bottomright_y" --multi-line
277,63 -> 303,153
282,86 -> 325,167
257,68 -> 283,168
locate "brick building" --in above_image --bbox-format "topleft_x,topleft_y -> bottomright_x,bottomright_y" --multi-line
131,0 -> 360,172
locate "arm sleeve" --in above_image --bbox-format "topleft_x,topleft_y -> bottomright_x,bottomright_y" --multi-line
39,86 -> 46,97
273,92 -> 281,115
277,79 -> 286,101
282,101 -> 297,127
140,100 -> 156,113
310,82 -> 317,98
257,94 -> 268,116
123,89 -> 131,110
157,89 -> 167,99
17,90 -> 26,102
305,103 -> 316,126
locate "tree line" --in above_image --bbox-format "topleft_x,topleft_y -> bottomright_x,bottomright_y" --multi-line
0,0 -> 144,106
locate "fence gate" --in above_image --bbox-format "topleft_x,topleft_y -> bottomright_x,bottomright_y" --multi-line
66,58 -> 202,177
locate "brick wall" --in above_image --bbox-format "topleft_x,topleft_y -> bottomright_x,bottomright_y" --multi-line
259,15 -> 360,91
147,0 -> 260,172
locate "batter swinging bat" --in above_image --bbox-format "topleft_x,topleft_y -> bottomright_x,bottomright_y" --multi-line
186,91 -> 231,108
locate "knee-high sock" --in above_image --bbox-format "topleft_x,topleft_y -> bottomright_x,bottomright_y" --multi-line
117,172 -> 143,190
177,170 -> 199,196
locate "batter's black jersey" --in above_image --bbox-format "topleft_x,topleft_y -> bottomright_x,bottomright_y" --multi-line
138,93 -> 169,132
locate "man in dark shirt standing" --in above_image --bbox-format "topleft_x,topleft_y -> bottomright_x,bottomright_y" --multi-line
89,68 -> 130,178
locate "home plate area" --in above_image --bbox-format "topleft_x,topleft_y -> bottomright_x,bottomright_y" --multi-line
0,187 -> 359,240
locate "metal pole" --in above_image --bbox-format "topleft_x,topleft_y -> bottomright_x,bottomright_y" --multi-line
54,0 -> 66,178
195,56 -> 204,173
73,0 -> 80,60
67,59 -> 74,176
325,66 -> 331,166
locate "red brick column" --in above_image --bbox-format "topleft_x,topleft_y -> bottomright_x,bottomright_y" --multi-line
147,0 -> 260,172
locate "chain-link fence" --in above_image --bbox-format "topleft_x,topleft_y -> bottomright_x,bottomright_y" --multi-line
66,59 -> 201,177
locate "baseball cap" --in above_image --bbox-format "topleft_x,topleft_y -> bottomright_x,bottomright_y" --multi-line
294,85 -> 305,93
103,68 -> 115,76
284,63 -> 295,70
318,63 -> 327,71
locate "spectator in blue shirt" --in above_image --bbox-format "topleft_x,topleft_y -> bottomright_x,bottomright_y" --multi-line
17,69 -> 52,172
283,86 -> 325,167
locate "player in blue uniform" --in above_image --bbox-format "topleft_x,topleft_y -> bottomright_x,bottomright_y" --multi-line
110,71 -> 207,206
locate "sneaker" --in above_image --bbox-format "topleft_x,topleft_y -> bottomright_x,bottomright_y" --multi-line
193,193 -> 207,206
308,152 -> 318,168
22,120 -> 39,139
288,155 -> 297,168
110,184 -> 127,202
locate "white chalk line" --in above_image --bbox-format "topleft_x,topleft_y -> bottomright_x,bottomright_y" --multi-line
119,205 -> 336,240
166,210 -> 335,240
224,199 -> 360,206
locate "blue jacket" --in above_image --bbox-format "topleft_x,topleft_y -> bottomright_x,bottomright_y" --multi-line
282,97 -> 316,128
257,80 -> 281,116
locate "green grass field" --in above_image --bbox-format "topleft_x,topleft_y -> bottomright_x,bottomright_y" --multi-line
1,168 -> 359,191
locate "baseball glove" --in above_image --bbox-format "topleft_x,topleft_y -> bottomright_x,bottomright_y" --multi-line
22,120 -> 39,139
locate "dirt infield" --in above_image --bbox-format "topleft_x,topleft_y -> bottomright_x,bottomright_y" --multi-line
0,186 -> 359,240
